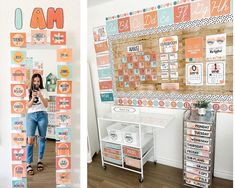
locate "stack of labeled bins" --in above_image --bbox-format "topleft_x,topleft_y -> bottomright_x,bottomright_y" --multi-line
183,110 -> 216,188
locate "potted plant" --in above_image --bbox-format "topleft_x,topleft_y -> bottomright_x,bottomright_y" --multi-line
194,100 -> 210,116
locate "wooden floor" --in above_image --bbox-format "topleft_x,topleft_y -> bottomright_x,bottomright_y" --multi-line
27,139 -> 56,188
88,153 -> 233,188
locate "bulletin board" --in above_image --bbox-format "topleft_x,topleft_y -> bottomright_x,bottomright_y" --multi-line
104,0 -> 233,113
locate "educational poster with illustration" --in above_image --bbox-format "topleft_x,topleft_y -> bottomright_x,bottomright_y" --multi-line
103,0 -> 233,113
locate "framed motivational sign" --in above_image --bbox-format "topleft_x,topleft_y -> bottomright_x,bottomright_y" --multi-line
11,84 -> 26,98
11,133 -> 26,147
56,157 -> 71,170
51,31 -> 66,45
31,30 -> 47,45
56,97 -> 72,110
57,48 -> 73,62
12,148 -> 26,161
11,117 -> 26,131
56,111 -> 72,127
11,67 -> 27,82
10,32 -> 26,47
57,64 -> 72,79
11,50 -> 26,65
56,142 -> 71,156
11,100 -> 26,114
12,163 -> 26,178
57,80 -> 72,95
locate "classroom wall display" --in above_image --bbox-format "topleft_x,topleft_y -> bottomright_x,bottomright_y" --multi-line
11,7 -> 74,187
101,0 -> 233,113
31,30 -> 47,44
93,25 -> 114,102
206,61 -> 225,85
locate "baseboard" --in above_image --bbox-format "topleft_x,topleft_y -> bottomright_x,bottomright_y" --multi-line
214,170 -> 233,180
154,157 -> 233,181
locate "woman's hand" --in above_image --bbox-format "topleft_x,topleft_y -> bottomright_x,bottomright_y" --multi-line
32,91 -> 38,98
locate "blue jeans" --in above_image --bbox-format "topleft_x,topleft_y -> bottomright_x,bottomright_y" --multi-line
26,111 -> 48,164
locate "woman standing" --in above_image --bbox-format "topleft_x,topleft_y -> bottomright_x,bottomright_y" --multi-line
26,73 -> 49,175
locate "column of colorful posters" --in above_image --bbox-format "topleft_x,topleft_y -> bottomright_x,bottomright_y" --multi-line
10,32 -> 28,188
93,26 -> 114,102
159,36 -> 179,90
56,47 -> 72,187
206,33 -> 226,85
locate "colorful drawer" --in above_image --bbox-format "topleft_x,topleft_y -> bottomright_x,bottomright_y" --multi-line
103,142 -> 121,150
103,156 -> 122,165
103,148 -> 121,155
123,147 -> 140,158
186,122 -> 211,131
185,161 -> 210,171
124,156 -> 141,169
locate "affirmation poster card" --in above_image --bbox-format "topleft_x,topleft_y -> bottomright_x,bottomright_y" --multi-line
186,63 -> 203,85
31,30 -> 47,45
159,36 -> 178,53
12,163 -> 26,178
56,142 -> 71,156
11,117 -> 26,131
11,51 -> 26,65
51,31 -> 67,45
185,37 -> 204,62
206,33 -> 226,60
206,61 -> 225,85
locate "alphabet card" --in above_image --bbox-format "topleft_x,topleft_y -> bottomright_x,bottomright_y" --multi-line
11,100 -> 26,114
206,33 -> 226,60
12,148 -> 26,161
57,48 -> 72,62
11,133 -> 26,147
11,117 -> 26,131
206,61 -> 225,85
31,30 -> 47,44
56,111 -> 72,127
10,32 -> 26,47
12,163 -> 26,178
57,80 -> 72,95
11,51 -> 26,65
56,97 -> 72,110
51,31 -> 66,45
56,157 -> 71,170
11,67 -> 27,82
11,84 -> 26,98
56,128 -> 71,142
57,64 -> 72,79
56,142 -> 71,156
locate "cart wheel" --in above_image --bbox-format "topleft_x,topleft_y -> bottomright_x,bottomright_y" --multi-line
154,161 -> 157,165
102,165 -> 107,170
139,177 -> 144,183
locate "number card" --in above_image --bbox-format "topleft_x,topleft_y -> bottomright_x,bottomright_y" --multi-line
206,61 -> 225,85
186,63 -> 203,85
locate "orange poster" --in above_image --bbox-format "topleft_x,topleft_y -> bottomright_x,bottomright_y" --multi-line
11,133 -> 26,147
11,84 -> 26,98
118,17 -> 131,33
57,80 -> 72,95
210,0 -> 231,17
12,163 -> 26,178
94,41 -> 109,53
96,54 -> 110,66
11,67 -> 27,82
56,97 -> 72,110
56,142 -> 71,156
174,3 -> 191,23
143,11 -> 158,29
57,48 -> 73,62
10,32 -> 26,47
56,157 -> 71,170
185,37 -> 204,61
11,100 -> 27,114
56,172 -> 71,185
99,80 -> 113,90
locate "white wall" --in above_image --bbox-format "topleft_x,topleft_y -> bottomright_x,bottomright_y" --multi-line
88,0 -> 233,180
0,0 -> 80,187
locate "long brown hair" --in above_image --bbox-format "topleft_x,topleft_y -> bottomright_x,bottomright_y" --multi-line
29,73 -> 44,100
